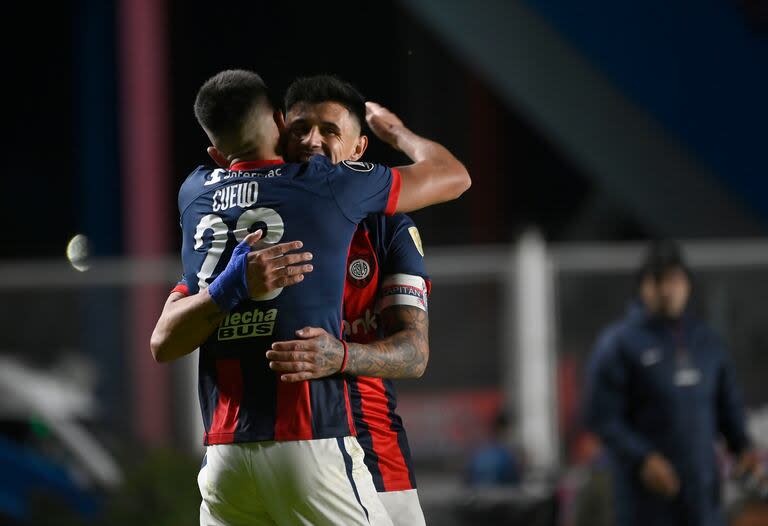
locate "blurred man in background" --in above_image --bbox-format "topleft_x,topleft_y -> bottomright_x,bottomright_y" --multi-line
585,240 -> 762,526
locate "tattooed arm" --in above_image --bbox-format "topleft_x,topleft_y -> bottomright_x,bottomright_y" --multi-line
266,305 -> 430,382
347,305 -> 429,378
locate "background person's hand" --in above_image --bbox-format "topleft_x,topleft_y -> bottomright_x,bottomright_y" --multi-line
733,448 -> 767,498
241,230 -> 314,297
641,452 -> 680,498
266,327 -> 344,382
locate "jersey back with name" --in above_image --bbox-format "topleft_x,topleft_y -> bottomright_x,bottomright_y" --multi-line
177,157 -> 400,444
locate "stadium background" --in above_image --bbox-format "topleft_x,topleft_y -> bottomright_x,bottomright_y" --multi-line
2,0 -> 767,524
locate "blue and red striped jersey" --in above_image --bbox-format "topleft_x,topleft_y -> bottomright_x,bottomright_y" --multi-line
342,213 -> 430,492
176,156 -> 401,444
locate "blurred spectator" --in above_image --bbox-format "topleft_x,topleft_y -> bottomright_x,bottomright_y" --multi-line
568,432 -> 614,526
584,240 -> 763,526
464,411 -> 522,487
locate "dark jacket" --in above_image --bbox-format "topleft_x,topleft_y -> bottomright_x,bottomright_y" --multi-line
585,302 -> 751,526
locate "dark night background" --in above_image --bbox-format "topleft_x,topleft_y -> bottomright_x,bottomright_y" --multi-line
6,0 -> 676,262
2,1 -> 767,523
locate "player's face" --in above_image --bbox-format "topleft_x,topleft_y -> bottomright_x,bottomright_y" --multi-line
657,267 -> 690,319
639,274 -> 659,314
283,101 -> 366,164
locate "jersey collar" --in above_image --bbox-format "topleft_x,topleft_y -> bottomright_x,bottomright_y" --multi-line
229,159 -> 283,171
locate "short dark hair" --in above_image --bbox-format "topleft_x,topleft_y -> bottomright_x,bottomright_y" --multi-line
636,240 -> 691,285
194,69 -> 270,140
284,75 -> 366,130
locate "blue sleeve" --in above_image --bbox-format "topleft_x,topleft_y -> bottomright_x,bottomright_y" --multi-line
585,328 -> 654,467
383,215 -> 429,282
178,165 -> 209,214
323,158 -> 401,223
176,166 -> 210,296
714,339 -> 751,454
178,206 -> 201,295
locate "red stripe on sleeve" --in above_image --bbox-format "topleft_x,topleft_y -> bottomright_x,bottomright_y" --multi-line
208,359 -> 243,443
274,381 -> 313,440
171,283 -> 189,296
384,168 -> 402,216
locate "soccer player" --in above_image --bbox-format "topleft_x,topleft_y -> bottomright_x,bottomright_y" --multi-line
263,75 -> 431,526
150,70 -> 469,525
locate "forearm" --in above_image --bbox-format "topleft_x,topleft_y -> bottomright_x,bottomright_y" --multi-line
365,102 -> 470,210
345,305 -> 429,379
345,329 -> 428,378
150,289 -> 224,363
587,393 -> 653,465
389,125 -> 449,163
395,126 -> 468,183
391,128 -> 470,211
266,307 -> 430,382
592,418 -> 653,465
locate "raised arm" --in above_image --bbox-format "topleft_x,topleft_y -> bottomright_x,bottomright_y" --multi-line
365,102 -> 470,212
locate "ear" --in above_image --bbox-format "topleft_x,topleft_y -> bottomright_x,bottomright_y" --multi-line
274,110 -> 286,133
274,111 -> 289,157
207,146 -> 230,168
347,134 -> 369,161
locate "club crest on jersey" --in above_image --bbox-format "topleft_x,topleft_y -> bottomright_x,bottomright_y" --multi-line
342,161 -> 375,172
348,253 -> 376,288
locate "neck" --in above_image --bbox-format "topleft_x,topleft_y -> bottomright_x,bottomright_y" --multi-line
228,147 -> 282,166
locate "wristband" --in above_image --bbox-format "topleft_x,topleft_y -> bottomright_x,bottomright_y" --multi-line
207,239 -> 252,312
339,340 -> 349,374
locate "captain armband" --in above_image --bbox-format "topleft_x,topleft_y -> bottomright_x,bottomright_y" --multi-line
376,274 -> 429,313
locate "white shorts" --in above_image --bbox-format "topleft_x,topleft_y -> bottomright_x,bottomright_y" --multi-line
377,489 -> 426,526
198,436 -> 393,526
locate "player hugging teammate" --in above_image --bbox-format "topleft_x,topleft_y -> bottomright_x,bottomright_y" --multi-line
151,70 -> 470,526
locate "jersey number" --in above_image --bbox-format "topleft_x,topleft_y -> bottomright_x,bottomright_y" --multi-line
193,208 -> 285,300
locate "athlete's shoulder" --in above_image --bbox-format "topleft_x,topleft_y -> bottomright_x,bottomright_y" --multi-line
178,164 -> 214,213
306,154 -> 334,172
385,213 -> 416,231
362,213 -> 413,243
370,212 -> 428,282
338,160 -> 378,173
311,155 -> 387,177
181,164 -> 212,188
387,214 -> 424,255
